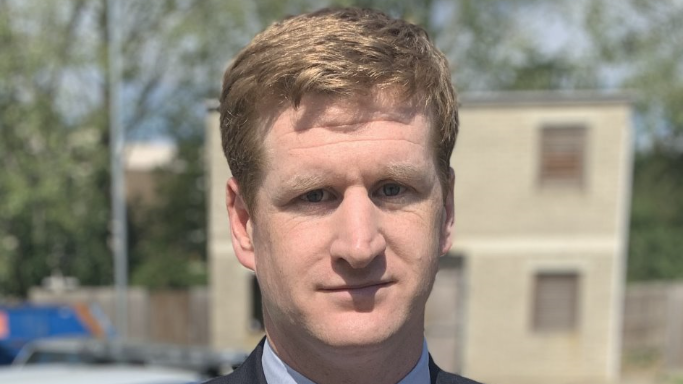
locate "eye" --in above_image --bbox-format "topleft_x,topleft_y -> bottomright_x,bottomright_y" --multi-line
379,183 -> 405,197
300,189 -> 330,203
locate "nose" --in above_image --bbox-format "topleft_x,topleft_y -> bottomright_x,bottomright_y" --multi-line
329,189 -> 387,269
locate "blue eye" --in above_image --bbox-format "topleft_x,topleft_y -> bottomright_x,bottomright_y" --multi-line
381,183 -> 404,197
301,189 -> 327,203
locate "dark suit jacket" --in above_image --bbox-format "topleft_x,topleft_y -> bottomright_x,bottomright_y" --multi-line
203,338 -> 482,384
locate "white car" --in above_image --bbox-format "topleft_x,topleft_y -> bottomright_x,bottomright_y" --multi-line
0,364 -> 202,384
12,337 -> 246,377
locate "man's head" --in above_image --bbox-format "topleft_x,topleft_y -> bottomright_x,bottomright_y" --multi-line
220,7 -> 458,213
222,7 -> 458,379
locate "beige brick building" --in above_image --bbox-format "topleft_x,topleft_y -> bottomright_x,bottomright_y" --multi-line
452,91 -> 632,384
206,91 -> 633,384
125,142 -> 176,205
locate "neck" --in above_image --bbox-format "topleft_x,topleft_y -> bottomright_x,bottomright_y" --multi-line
265,321 -> 424,384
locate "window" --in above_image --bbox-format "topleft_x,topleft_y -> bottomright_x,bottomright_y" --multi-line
532,272 -> 580,332
250,275 -> 264,331
539,125 -> 587,187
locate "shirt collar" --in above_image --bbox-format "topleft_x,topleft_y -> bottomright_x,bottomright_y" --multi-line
262,338 -> 430,384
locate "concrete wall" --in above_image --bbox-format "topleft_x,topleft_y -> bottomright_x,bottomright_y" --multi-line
453,94 -> 632,384
452,102 -> 630,238
463,252 -> 616,384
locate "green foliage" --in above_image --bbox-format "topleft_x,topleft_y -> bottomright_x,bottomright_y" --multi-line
584,0 -> 683,149
628,153 -> 683,281
583,0 -> 683,280
129,136 -> 208,289
0,1 -> 112,297
131,254 -> 206,290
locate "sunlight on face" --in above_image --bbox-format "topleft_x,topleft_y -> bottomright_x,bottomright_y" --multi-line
239,92 -> 453,352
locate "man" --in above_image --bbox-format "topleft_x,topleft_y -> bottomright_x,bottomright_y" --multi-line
206,7 -> 481,384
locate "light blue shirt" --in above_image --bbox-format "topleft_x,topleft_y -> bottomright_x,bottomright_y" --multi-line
262,338 -> 430,384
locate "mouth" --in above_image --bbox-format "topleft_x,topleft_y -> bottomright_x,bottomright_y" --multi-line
320,281 -> 395,293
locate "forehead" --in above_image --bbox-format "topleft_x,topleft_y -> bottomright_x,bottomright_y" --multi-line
256,93 -> 437,189
279,93 -> 422,131
261,92 -> 433,147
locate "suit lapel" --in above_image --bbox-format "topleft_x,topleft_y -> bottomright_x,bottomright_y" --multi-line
222,337 -> 269,384
429,354 -> 483,384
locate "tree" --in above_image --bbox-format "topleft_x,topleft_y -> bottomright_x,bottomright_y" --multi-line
3,0 -> 680,296
583,0 -> 683,280
0,1 -> 113,297
628,152 -> 683,281
0,0 -> 340,295
584,0 -> 683,149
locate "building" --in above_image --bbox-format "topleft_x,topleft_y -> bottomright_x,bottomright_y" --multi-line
452,91 -> 632,384
125,142 -> 176,205
206,91 -> 633,384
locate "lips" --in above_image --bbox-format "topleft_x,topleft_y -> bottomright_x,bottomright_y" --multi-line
320,281 -> 395,292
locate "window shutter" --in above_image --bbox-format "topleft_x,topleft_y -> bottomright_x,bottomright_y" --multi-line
539,125 -> 587,187
533,272 -> 580,332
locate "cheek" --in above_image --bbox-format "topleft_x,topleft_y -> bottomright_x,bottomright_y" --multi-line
252,216 -> 328,288
386,205 -> 443,253
385,207 -> 442,287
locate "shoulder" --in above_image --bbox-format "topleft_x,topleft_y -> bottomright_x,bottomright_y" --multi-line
202,339 -> 267,384
429,356 -> 484,384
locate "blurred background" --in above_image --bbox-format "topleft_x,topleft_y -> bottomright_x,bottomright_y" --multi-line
0,0 -> 682,383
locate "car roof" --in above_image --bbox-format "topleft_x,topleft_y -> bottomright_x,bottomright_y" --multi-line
13,337 -> 247,371
0,364 -> 202,384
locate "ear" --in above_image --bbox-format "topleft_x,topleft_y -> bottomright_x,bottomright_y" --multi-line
226,177 -> 256,271
439,168 -> 455,256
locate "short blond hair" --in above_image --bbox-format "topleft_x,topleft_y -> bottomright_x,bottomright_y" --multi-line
220,7 -> 458,211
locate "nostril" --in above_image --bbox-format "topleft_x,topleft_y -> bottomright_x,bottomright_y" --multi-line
330,232 -> 387,270
329,192 -> 386,267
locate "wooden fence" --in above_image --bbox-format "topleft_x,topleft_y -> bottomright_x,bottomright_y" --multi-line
29,286 -> 210,346
621,282 -> 683,369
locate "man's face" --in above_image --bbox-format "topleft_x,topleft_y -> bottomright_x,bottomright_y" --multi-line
227,92 -> 454,351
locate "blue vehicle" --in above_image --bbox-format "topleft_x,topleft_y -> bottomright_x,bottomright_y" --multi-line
0,303 -> 114,365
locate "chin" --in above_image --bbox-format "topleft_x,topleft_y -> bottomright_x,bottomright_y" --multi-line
309,310 -> 409,350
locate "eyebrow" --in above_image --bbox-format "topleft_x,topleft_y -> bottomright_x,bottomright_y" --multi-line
382,163 -> 430,184
281,174 -> 328,196
278,162 -> 433,196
